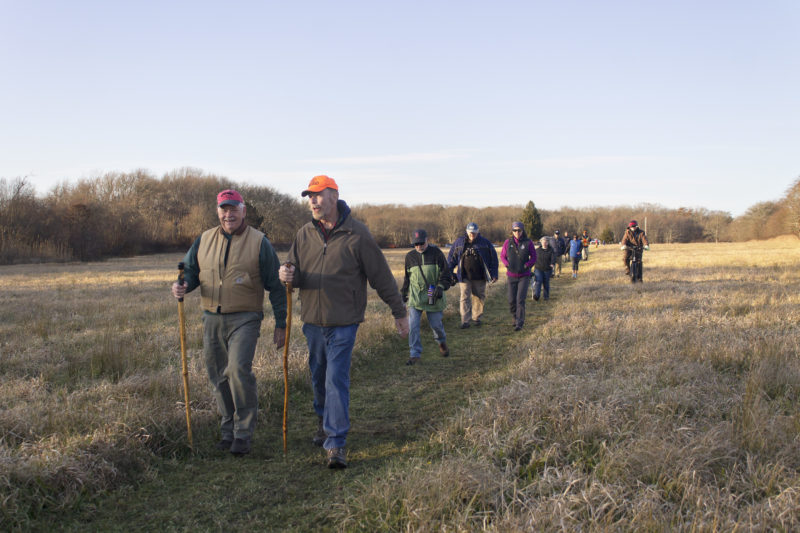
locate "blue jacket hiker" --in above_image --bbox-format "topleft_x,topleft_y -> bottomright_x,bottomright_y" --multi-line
401,229 -> 453,365
447,222 -> 499,328
569,234 -> 584,278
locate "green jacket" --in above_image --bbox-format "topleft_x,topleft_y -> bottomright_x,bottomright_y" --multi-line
401,245 -> 452,312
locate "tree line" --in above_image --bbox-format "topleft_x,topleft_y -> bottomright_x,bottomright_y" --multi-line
1,170 -> 798,264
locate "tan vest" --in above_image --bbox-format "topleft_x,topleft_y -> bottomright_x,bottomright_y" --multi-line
197,225 -> 265,313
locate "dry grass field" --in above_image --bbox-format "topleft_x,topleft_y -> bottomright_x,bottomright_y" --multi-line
2,238 -> 800,530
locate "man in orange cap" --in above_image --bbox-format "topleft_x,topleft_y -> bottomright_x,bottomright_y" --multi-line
280,175 -> 408,469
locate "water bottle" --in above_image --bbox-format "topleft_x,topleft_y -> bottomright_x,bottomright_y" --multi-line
427,285 -> 436,305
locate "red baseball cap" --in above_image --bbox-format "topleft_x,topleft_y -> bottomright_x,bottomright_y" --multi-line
302,175 -> 339,197
217,189 -> 244,207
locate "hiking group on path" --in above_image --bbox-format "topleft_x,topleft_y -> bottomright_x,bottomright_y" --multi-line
171,175 -> 648,469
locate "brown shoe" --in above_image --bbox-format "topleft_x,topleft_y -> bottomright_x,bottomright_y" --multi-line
327,447 -> 347,469
438,342 -> 450,357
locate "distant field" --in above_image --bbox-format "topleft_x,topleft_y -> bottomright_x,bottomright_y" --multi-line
2,237 -> 800,530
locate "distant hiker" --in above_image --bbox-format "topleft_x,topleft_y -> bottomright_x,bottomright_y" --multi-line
553,230 -> 566,277
447,222 -> 499,329
581,229 -> 591,261
401,229 -> 453,365
621,220 -> 650,279
170,189 -> 287,457
279,175 -> 408,469
533,236 -> 556,301
500,221 -> 536,331
569,234 -> 584,278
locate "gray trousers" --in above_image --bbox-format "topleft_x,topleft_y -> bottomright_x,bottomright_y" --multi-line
202,311 -> 262,441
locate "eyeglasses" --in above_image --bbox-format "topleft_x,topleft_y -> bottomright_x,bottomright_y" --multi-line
512,229 -> 522,232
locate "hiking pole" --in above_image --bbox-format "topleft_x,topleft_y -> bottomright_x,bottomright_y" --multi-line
282,262 -> 294,456
177,262 -> 193,450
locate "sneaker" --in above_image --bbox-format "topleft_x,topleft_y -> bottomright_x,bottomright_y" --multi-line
438,343 -> 450,357
514,325 -> 522,331
327,447 -> 347,469
459,322 -> 470,329
312,416 -> 326,447
472,320 -> 482,327
215,438 -> 233,451
405,357 -> 419,366
533,294 -> 539,301
230,438 -> 251,457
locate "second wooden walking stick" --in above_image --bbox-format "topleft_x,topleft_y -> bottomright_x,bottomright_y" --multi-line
283,266 -> 293,455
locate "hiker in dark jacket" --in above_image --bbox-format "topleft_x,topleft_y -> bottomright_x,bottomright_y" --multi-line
401,229 -> 453,365
533,237 -> 556,301
500,221 -> 536,331
620,220 -> 650,278
553,230 -> 566,277
447,222 -> 499,329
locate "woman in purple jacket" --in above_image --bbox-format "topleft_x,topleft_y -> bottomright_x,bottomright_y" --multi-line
500,221 -> 537,331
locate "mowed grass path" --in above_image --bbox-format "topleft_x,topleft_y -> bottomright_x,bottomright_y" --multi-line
53,257 -> 570,531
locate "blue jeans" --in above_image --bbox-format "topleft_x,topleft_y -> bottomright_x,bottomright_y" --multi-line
533,268 -> 551,300
302,323 -> 359,450
408,307 -> 445,359
506,276 -> 531,327
202,311 -> 263,441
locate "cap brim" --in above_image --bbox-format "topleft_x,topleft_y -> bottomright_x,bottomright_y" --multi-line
218,200 -> 241,207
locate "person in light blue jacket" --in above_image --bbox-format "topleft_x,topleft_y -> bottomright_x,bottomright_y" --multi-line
569,233 -> 583,279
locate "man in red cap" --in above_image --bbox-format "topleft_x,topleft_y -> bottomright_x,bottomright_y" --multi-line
279,175 -> 408,469
171,189 -> 287,457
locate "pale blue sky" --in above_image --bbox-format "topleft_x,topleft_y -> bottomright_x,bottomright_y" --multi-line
2,1 -> 797,215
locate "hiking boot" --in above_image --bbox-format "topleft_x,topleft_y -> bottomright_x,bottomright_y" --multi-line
472,319 -> 482,327
230,438 -> 251,457
215,438 -> 233,451
438,343 -> 449,357
405,357 -> 419,366
312,416 -> 326,447
514,325 -> 522,332
327,447 -> 347,469
533,294 -> 539,301
459,322 -> 470,329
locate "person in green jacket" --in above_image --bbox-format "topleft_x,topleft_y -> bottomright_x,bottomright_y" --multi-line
401,229 -> 453,365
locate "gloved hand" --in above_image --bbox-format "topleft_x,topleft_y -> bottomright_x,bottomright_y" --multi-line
434,286 -> 444,300
644,245 -> 650,251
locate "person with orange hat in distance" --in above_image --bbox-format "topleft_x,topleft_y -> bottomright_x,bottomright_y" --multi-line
170,189 -> 287,457
279,175 -> 408,469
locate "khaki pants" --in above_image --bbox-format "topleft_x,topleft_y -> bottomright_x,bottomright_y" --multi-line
459,279 -> 487,324
554,254 -> 563,276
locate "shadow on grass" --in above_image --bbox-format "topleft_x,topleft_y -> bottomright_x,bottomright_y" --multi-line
51,277 -> 572,532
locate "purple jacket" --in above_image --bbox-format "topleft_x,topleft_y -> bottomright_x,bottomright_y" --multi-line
500,236 -> 537,278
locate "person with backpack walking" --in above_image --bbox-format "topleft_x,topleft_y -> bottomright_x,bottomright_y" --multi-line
447,222 -> 499,329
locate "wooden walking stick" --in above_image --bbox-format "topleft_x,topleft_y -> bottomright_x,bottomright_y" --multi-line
282,264 -> 294,456
177,262 -> 193,450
